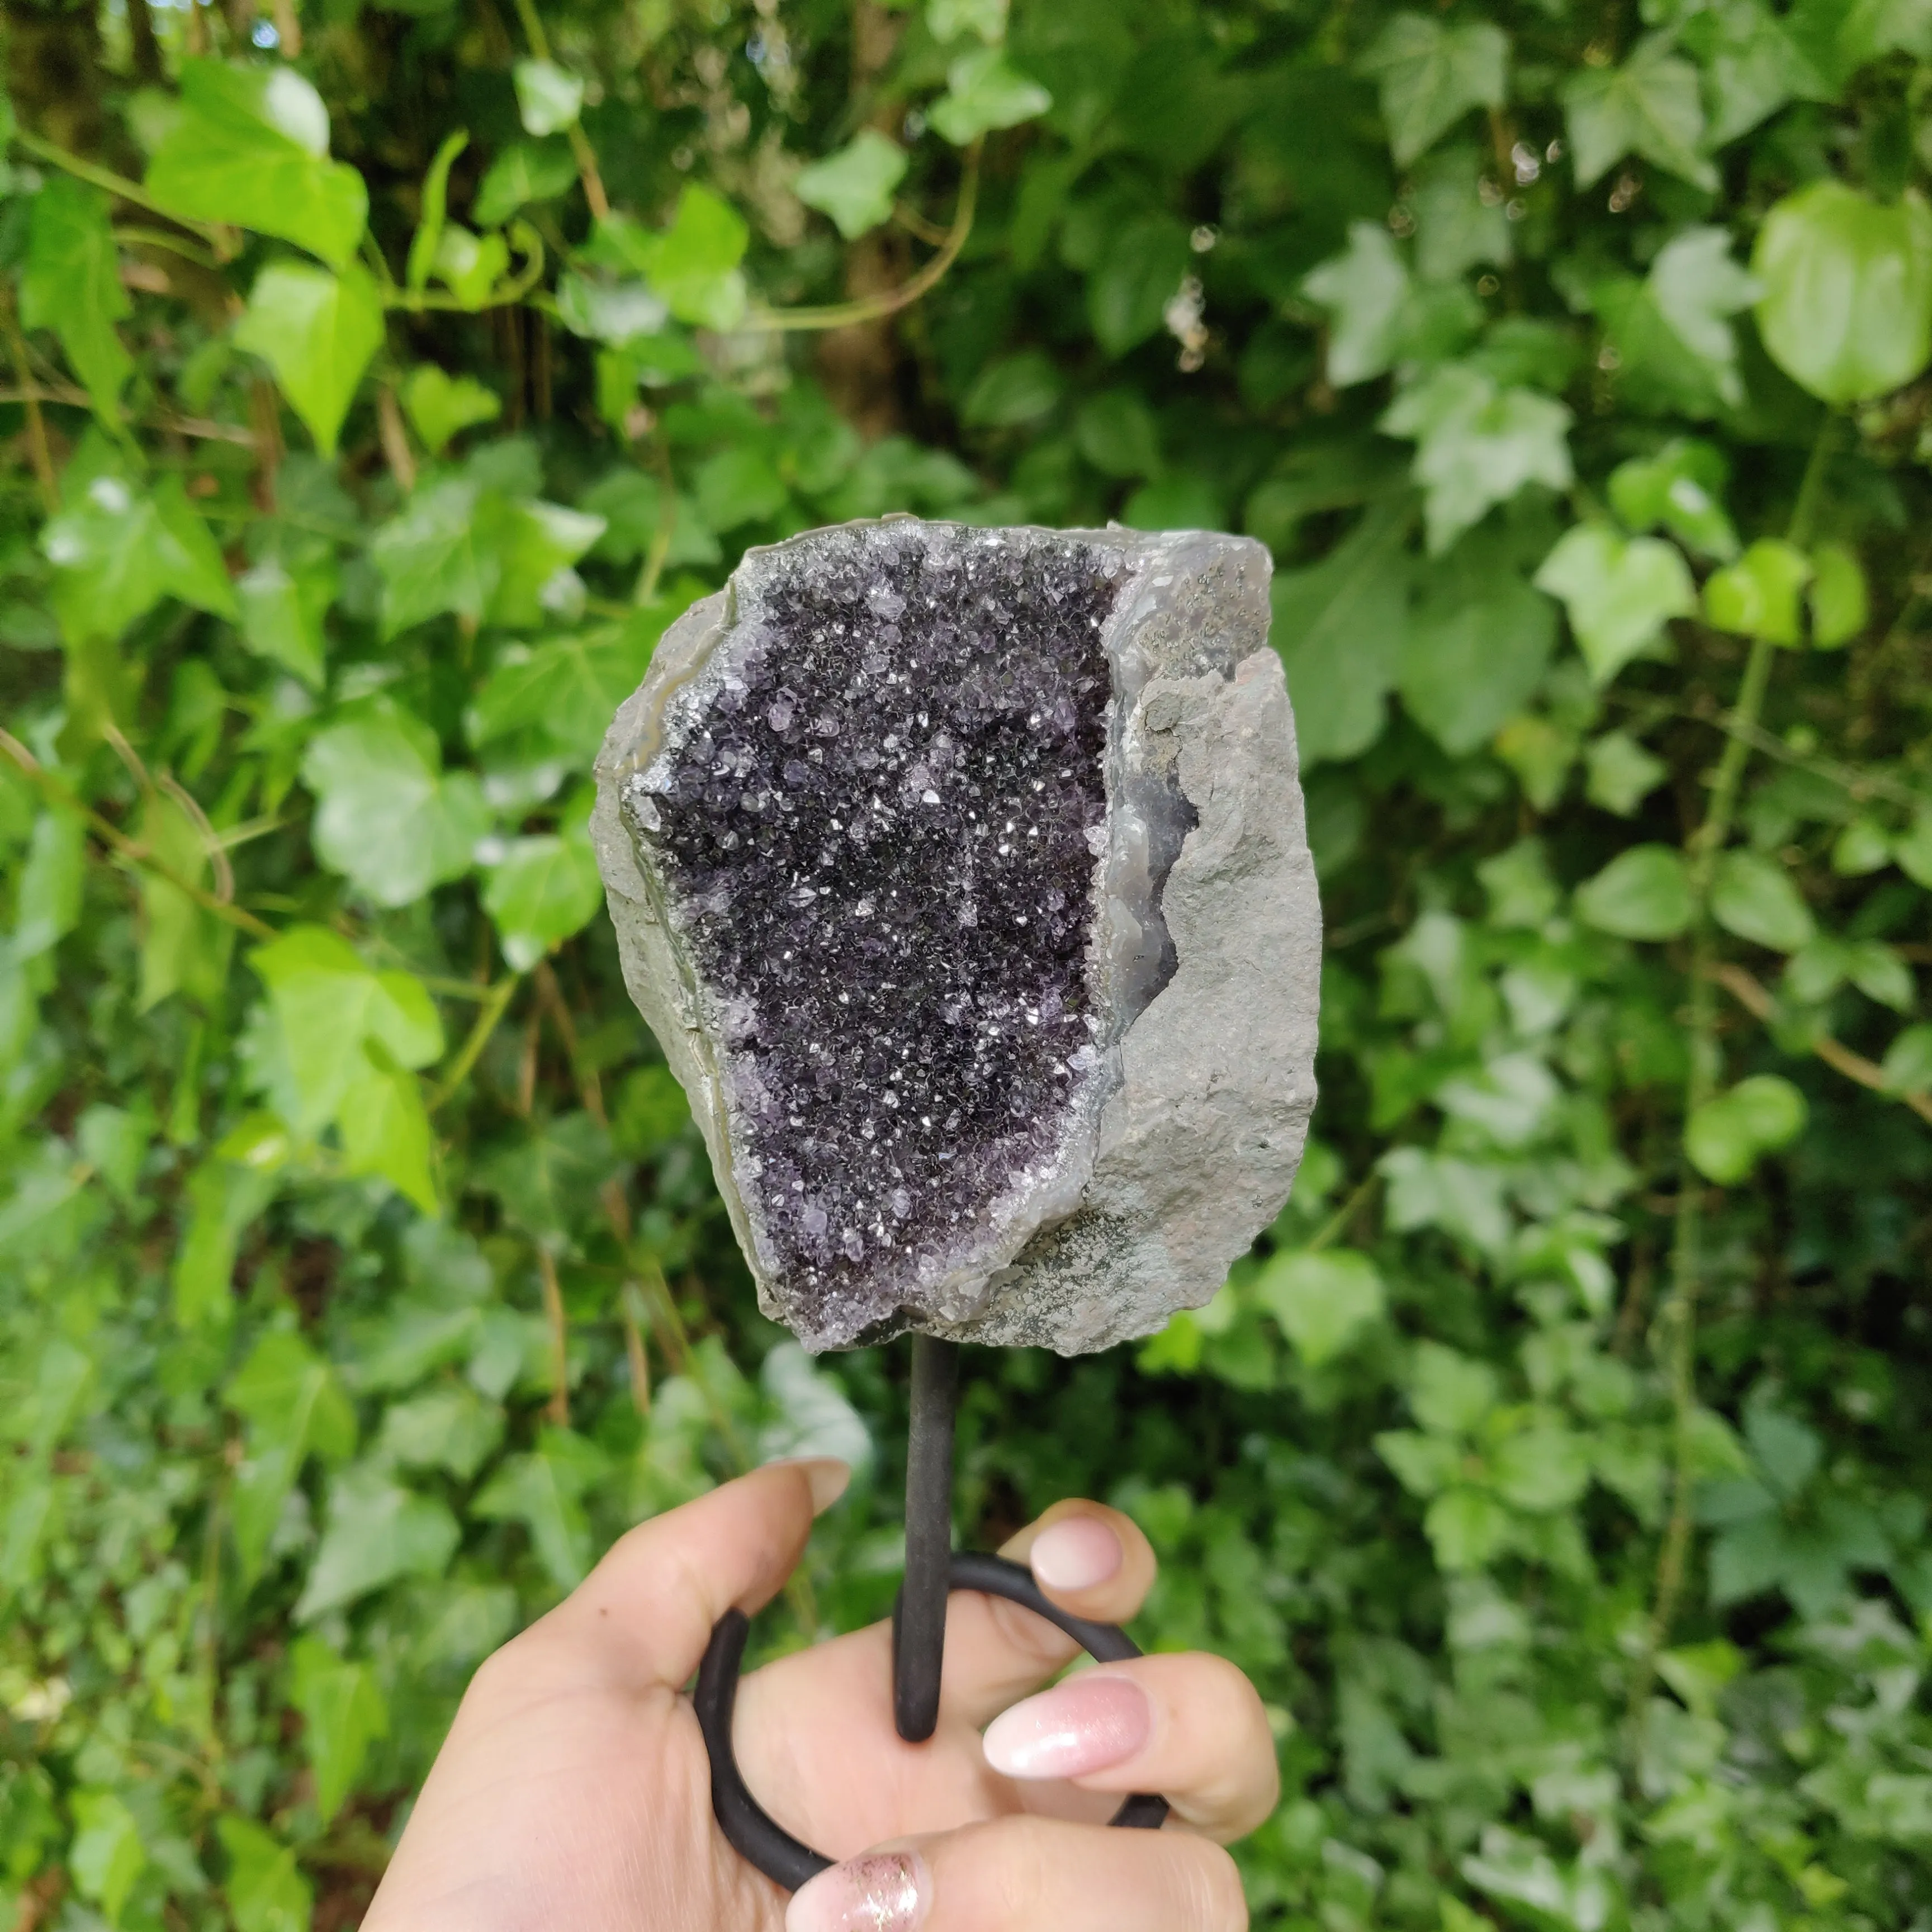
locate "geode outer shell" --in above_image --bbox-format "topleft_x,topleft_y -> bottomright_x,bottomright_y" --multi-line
591,518 -> 1320,1354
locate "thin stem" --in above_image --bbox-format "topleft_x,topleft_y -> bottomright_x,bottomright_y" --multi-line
0,729 -> 277,940
538,1248 -> 571,1427
11,130 -> 228,249
428,974 -> 522,1109
504,0 -> 610,221
748,141 -> 982,334
1,299 -> 58,514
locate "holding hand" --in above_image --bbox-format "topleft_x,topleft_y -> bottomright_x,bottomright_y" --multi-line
362,1461 -> 1277,1931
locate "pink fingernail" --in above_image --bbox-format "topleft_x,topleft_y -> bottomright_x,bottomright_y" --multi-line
786,1850 -> 931,1932
982,1673 -> 1152,1779
1029,1514 -> 1121,1593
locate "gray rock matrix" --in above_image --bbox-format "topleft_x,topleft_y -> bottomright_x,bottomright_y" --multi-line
591,518 -> 1321,1355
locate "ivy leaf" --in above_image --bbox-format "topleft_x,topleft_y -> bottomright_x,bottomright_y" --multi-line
468,615 -> 664,763
1562,34 -> 1717,192
1270,503 -> 1411,765
795,130 -> 908,240
1575,844 -> 1693,940
1357,12 -> 1509,168
1695,0 -> 1831,146
929,48 -> 1053,144
172,1159 -> 277,1328
371,476 -> 502,635
695,446 -> 788,529
1645,226 -> 1761,405
513,59 -> 585,136
236,554 -> 335,689
1607,440 -> 1739,560
301,709 -> 490,907
289,1638 -> 389,1826
1704,539 -> 1812,645
473,1429 -> 608,1590
235,263 -> 383,458
1881,1025 -> 1932,1095
1303,223 -> 1412,388
475,1111 -> 616,1251
146,58 -> 368,267
1086,216 -> 1194,358
69,1791 -> 147,1924
295,1464 -> 461,1621
337,1057 -> 439,1211
401,367 -> 503,457
1686,1075 -> 1807,1183
1753,182 -> 1932,403
484,501 -> 607,629
962,349 -> 1064,427
481,820 -> 605,971
1535,525 -> 1696,685
226,1327 -> 356,1582
136,790 -> 233,1012
1810,542 -> 1869,647
41,474 -> 238,641
928,0 -> 1008,42
217,1816 -> 314,1932
1398,543 -> 1555,755
1584,732 -> 1668,816
20,178 -> 131,423
378,1385 -> 504,1480
1075,390 -> 1163,477
430,224 -> 511,309
595,188 -> 750,332
249,925 -> 442,1133
1410,144 -> 1513,283
473,139 -> 578,228
1381,364 -> 1574,555
1255,1248 -> 1387,1367
1712,849 -> 1816,952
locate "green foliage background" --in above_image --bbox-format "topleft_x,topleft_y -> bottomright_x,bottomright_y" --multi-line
4,0 -> 1932,1925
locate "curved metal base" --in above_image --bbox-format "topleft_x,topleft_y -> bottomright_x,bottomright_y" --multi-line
694,1550 -> 1171,1893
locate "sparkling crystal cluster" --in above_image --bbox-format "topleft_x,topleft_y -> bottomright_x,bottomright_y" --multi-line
593,518 -> 1320,1353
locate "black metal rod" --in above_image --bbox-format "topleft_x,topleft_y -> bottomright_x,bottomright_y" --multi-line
892,1332 -> 960,1742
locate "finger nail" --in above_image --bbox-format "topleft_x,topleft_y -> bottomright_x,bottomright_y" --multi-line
787,1850 -> 931,1932
983,1672 -> 1152,1779
766,1456 -> 853,1516
1029,1514 -> 1122,1593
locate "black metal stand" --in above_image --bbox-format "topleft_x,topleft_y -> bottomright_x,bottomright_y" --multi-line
694,1334 -> 1170,1892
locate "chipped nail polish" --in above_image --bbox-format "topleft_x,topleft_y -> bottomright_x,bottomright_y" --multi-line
785,1850 -> 931,1932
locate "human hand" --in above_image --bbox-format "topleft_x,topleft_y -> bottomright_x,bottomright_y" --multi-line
361,1460 -> 1277,1932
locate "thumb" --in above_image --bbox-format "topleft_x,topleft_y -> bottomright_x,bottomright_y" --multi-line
546,1458 -> 851,1689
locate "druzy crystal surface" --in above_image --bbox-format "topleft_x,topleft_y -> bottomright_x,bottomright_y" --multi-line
594,518 -> 1321,1353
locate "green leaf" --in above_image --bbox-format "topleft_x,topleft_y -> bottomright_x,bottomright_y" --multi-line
1584,731 -> 1668,816
370,476 -> 501,634
468,615 -> 664,763
146,58 -> 368,267
378,1384 -> 504,1479
485,501 -> 607,629
296,1463 -> 461,1621
300,709 -> 490,907
1810,542 -> 1869,647
1575,844 -> 1693,940
1086,216 -> 1194,359
472,139 -> 578,227
1753,182 -> 1932,403
1381,364 -> 1574,555
1607,439 -> 1739,560
172,1159 -> 276,1327
1270,503 -> 1410,765
474,1428 -> 608,1589
1254,1248 -> 1387,1367
1409,144 -> 1513,283
236,555 -> 334,690
476,1111 -> 615,1249
235,262 -> 383,458
1398,548 -> 1555,756
137,793 -> 233,1012
227,1327 -> 356,1582
694,446 -> 787,529
1357,12 -> 1508,168
929,48 -> 1053,144
1712,849 -> 1816,952
1074,390 -> 1162,478
795,129 -> 908,240
1897,809 -> 1932,888
430,223 -> 510,309
406,129 -> 468,294
615,187 -> 750,332
513,58 -> 585,136
1534,525 -> 1696,685
337,1058 -> 439,1210
482,820 -> 604,970
1686,1074 -> 1807,1183
69,1789 -> 147,1925
928,0 -> 1007,43
1493,1427 -> 1592,1511
20,177 -> 131,423
1303,223 -> 1411,388
961,349 -> 1064,427
1881,1024 -> 1932,1095
1644,226 -> 1761,406
42,473 -> 238,640
1562,32 -> 1717,192
1704,539 -> 1812,645
217,1815 -> 314,1932
1410,1342 -> 1500,1434
250,925 -> 443,1130
11,809 -> 84,963
289,1637 -> 388,1825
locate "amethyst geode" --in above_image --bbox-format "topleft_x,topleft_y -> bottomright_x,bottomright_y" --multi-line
591,519 -> 1320,1353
